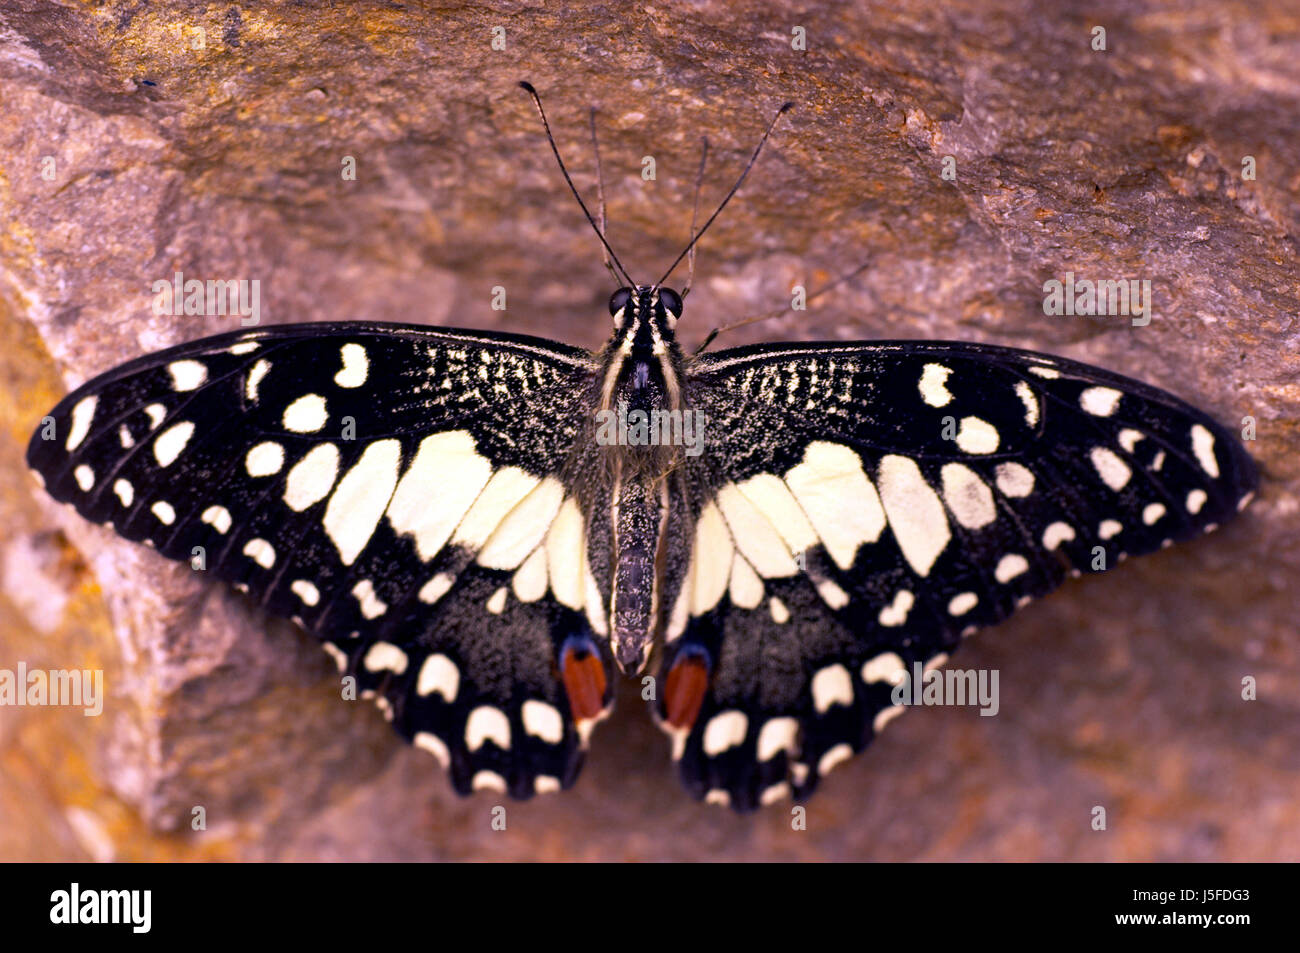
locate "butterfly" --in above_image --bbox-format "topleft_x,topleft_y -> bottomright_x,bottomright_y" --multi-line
26,84 -> 1257,811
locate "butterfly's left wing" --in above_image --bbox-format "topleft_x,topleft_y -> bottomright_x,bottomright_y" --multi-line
27,322 -> 617,798
658,339 -> 1256,809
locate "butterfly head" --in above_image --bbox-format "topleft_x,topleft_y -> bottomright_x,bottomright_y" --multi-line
608,285 -> 682,347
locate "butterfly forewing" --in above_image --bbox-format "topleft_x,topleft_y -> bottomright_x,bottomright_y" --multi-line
656,340 -> 1255,809
27,322 -> 619,798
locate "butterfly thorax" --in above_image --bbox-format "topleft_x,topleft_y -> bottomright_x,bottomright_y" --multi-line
595,286 -> 687,674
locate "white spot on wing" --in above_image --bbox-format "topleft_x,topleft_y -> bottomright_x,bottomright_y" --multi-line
1042,522 -> 1075,549
418,572 -> 454,604
335,343 -> 368,388
245,359 -> 270,402
728,553 -> 765,609
485,586 -> 508,614
1090,446 -> 1131,491
876,454 -> 951,577
466,706 -> 511,751
284,443 -> 341,511
994,553 -> 1029,583
414,732 -> 450,768
873,705 -> 906,733
74,464 -> 94,491
245,441 -> 285,477
785,442 -> 887,570
1118,428 -> 1145,453
472,771 -> 506,792
242,537 -> 275,568
811,664 -> 854,713
1099,519 -> 1123,540
201,505 -> 231,533
1079,386 -> 1123,416
324,439 -> 402,565
1015,380 -> 1039,426
512,546 -> 549,602
387,431 -> 492,562
352,579 -> 388,618
363,642 -> 408,674
816,578 -> 850,610
66,396 -> 97,451
878,589 -> 915,627
1191,424 -> 1219,478
769,596 -> 790,624
453,467 -> 541,550
282,394 -> 328,433
546,497 -> 588,611
290,580 -> 320,606
948,592 -> 978,616
1186,489 -> 1207,514
687,502 -> 734,616
756,717 -> 799,761
918,363 -> 953,407
151,500 -> 175,524
940,463 -> 996,529
144,403 -> 166,430
734,473 -> 818,555
113,478 -> 133,507
153,421 -> 195,467
522,700 -> 564,743
715,483 -> 798,578
702,710 -> 747,755
861,652 -> 907,685
477,476 -> 566,570
322,643 -> 349,673
995,462 -> 1035,498
417,654 -> 459,701
168,360 -> 207,391
817,743 -> 853,777
956,416 -> 1000,454
1143,502 -> 1166,525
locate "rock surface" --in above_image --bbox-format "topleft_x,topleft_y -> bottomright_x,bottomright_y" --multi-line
0,0 -> 1296,860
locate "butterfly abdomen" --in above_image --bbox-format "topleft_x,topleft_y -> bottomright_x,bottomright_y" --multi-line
609,476 -> 668,673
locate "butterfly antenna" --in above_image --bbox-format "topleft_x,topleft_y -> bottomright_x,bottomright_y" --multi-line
520,82 -> 634,287
655,101 -> 794,291
682,136 -> 709,299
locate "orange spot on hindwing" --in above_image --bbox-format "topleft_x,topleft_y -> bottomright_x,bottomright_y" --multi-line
663,652 -> 710,730
561,642 -> 608,722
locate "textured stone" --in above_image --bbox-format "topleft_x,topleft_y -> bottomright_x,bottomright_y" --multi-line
0,0 -> 1297,860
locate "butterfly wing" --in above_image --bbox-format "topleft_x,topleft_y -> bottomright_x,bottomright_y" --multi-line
657,340 -> 1256,809
27,322 -> 616,798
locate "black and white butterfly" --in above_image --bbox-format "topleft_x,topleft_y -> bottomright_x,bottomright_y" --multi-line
27,85 -> 1256,811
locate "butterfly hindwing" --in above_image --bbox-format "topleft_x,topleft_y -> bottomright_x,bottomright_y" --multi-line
27,322 -> 618,797
654,340 -> 1256,809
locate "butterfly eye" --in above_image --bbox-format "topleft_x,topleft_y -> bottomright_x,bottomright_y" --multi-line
608,288 -> 633,318
658,288 -> 683,320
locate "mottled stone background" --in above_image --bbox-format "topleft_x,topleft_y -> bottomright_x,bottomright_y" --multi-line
1,0 -> 1296,861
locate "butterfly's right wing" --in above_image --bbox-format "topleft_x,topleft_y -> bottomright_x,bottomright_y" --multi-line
27,322 -> 616,798
655,339 -> 1255,809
